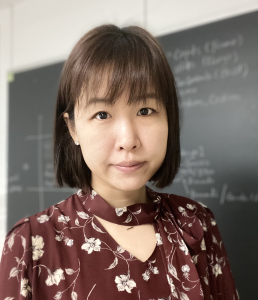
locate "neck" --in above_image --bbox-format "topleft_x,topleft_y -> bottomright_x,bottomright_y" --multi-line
90,183 -> 151,208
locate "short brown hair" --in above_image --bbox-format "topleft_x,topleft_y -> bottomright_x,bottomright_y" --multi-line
54,24 -> 181,193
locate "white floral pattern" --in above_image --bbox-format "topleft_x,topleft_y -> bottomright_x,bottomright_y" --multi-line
45,268 -> 65,286
81,237 -> 101,254
142,258 -> 159,281
58,215 -> 70,224
115,274 -> 137,293
20,277 -> 32,297
31,235 -> 44,260
0,186 -> 239,300
156,233 -> 163,245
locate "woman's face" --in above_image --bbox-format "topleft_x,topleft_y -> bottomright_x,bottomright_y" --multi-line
64,78 -> 168,193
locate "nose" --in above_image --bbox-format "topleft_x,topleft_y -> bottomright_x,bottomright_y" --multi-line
114,120 -> 140,151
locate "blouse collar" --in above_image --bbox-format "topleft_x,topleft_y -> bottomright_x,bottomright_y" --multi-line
76,185 -> 160,226
75,184 -> 204,252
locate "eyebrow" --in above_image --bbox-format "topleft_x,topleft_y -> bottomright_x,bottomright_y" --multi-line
85,93 -> 157,109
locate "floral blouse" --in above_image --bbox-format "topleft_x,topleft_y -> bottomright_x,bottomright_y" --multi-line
0,185 -> 239,300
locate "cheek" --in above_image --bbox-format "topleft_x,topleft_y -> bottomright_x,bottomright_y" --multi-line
78,127 -> 111,166
147,122 -> 168,153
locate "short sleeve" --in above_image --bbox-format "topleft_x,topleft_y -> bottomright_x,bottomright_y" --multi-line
203,206 -> 240,300
0,218 -> 33,299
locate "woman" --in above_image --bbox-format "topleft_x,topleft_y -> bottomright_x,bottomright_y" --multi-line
0,24 -> 239,300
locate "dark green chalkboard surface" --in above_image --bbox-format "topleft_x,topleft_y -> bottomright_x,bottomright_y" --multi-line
8,61 -> 76,227
8,10 -> 258,299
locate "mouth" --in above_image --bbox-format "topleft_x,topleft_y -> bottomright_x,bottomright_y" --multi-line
113,162 -> 145,173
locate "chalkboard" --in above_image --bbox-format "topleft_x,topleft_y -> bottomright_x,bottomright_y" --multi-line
155,10 -> 258,300
8,62 -> 77,231
7,10 -> 258,299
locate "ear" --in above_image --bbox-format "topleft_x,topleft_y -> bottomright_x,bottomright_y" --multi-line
63,112 -> 79,143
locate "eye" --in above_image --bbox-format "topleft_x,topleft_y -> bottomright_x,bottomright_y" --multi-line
92,107 -> 157,120
92,111 -> 111,120
138,107 -> 157,116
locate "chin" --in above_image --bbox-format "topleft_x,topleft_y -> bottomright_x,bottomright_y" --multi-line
109,179 -> 148,191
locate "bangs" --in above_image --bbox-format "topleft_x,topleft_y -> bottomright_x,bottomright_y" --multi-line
75,32 -> 168,112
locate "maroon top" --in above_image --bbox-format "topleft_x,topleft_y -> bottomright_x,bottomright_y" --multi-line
0,185 -> 239,300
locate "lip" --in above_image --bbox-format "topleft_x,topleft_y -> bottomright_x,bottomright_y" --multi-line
115,160 -> 143,167
113,162 -> 145,173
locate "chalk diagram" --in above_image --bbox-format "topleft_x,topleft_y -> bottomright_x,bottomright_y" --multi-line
173,145 -> 258,205
9,115 -> 77,212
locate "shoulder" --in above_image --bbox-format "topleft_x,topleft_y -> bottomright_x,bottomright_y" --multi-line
7,193 -> 77,238
156,191 -> 218,229
2,193 -> 77,256
4,216 -> 31,246
8,216 -> 30,233
157,191 -> 212,214
29,193 -> 76,228
1,217 -> 31,259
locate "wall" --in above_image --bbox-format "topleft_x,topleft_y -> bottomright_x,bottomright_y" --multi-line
0,0 -> 258,255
